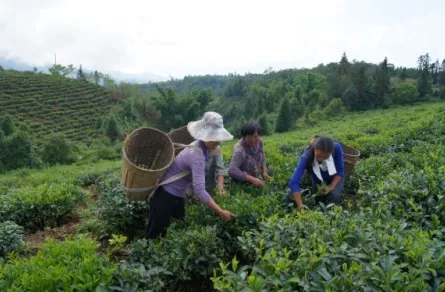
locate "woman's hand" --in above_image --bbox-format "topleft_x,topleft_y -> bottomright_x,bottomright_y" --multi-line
219,210 -> 237,221
216,187 -> 227,196
262,172 -> 271,182
247,176 -> 265,188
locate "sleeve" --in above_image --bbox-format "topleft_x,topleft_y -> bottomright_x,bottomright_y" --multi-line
333,143 -> 344,177
214,153 -> 225,177
289,153 -> 309,193
190,151 -> 212,203
228,150 -> 247,181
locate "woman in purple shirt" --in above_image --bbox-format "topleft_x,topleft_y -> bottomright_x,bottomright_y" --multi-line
146,112 -> 237,239
288,136 -> 344,213
228,121 -> 270,188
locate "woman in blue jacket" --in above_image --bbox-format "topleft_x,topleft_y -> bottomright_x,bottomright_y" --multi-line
289,136 -> 344,213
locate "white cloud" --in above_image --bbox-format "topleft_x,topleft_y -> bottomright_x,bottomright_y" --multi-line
0,0 -> 444,78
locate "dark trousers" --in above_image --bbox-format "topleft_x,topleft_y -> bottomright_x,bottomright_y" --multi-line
313,178 -> 345,206
146,187 -> 185,239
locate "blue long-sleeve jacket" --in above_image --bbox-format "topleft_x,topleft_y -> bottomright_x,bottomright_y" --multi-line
289,142 -> 344,193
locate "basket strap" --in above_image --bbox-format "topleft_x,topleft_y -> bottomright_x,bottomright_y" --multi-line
120,170 -> 191,193
173,142 -> 203,154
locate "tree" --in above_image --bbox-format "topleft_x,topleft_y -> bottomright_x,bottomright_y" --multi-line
194,88 -> 214,111
339,52 -> 351,75
373,57 -> 390,107
289,97 -> 305,122
3,131 -> 34,170
154,87 -> 183,130
104,116 -> 120,142
48,64 -> 76,77
431,60 -> 439,85
0,130 -> 5,172
275,97 -> 293,133
439,59 -> 445,86
257,114 -> 271,136
342,86 -> 360,111
1,114 -> 14,136
254,96 -> 266,118
323,98 -> 346,117
77,64 -> 86,80
229,116 -> 246,138
352,66 -> 370,108
392,82 -> 417,105
103,74 -> 117,88
118,100 -> 137,121
400,67 -> 407,80
94,70 -> 101,85
41,134 -> 76,165
417,54 -> 432,99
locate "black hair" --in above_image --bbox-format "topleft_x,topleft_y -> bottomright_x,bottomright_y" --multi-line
306,136 -> 334,166
241,121 -> 262,137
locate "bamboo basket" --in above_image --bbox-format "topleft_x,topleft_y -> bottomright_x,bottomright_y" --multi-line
341,144 -> 360,178
342,144 -> 360,164
120,127 -> 175,200
168,126 -> 196,156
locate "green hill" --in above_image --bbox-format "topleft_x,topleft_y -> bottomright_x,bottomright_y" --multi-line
0,70 -> 117,141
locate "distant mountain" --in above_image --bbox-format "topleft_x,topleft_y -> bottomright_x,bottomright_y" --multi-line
105,70 -> 168,83
0,57 -> 47,72
0,57 -> 168,83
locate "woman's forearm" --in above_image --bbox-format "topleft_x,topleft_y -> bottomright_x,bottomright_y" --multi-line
293,192 -> 303,208
216,175 -> 224,189
329,175 -> 342,191
205,199 -> 224,215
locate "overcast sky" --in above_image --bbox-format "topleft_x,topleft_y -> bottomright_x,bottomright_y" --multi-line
0,0 -> 444,78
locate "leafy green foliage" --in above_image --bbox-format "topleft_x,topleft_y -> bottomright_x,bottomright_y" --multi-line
41,134 -> 77,165
1,130 -> 38,170
257,114 -> 271,136
0,114 -> 14,136
213,209 -> 445,291
275,97 -> 293,133
104,115 -> 121,142
0,183 -> 86,231
391,81 -> 417,105
0,221 -> 25,257
96,170 -> 148,234
0,236 -> 116,291
124,224 -> 225,291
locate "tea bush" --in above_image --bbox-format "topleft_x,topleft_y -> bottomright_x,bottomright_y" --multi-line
0,221 -> 25,257
0,183 -> 86,231
0,236 -> 116,290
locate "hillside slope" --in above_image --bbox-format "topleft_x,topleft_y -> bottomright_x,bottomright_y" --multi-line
0,71 -> 117,141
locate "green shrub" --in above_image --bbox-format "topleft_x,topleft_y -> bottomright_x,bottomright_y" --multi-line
213,208 -> 445,291
0,183 -> 86,231
96,171 -> 147,234
2,131 -> 38,170
0,236 -> 116,291
0,221 -> 25,257
41,134 -> 77,165
124,224 -> 225,291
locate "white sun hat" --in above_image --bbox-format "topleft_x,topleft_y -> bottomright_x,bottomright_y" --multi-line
187,112 -> 234,142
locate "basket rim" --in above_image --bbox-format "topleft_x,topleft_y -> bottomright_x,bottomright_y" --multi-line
122,127 -> 175,173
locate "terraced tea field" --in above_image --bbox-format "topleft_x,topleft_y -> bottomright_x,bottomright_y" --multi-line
0,71 -> 117,141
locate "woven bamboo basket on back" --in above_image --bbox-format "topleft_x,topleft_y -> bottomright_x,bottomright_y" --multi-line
121,127 -> 175,200
341,144 -> 361,178
168,126 -> 196,156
